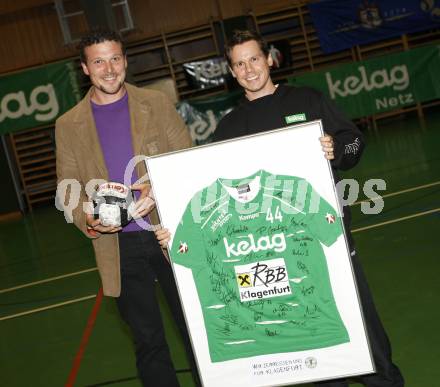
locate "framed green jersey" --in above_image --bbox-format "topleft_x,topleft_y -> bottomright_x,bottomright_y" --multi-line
172,170 -> 349,362
145,121 -> 374,387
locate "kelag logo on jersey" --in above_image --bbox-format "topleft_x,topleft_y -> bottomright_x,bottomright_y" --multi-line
234,258 -> 292,302
223,233 -> 286,257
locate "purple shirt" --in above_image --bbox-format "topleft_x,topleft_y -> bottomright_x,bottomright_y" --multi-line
92,93 -> 143,232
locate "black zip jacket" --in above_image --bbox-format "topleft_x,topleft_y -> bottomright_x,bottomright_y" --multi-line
213,84 -> 365,249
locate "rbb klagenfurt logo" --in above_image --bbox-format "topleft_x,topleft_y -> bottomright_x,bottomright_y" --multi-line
234,258 -> 291,302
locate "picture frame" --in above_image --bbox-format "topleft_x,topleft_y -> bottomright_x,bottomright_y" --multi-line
145,120 -> 374,386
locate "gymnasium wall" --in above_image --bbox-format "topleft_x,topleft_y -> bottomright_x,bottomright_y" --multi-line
0,0 -> 305,74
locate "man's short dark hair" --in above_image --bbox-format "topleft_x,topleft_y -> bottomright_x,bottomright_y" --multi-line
78,29 -> 126,64
225,30 -> 269,66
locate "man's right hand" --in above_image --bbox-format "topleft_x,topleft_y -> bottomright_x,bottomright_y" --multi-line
86,213 -> 122,234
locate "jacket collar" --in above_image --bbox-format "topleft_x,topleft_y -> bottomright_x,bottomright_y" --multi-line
125,83 -> 151,157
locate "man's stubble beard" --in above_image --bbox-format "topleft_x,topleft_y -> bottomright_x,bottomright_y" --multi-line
98,80 -> 125,95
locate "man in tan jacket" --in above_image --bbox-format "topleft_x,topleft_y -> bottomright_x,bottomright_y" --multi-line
55,29 -> 195,387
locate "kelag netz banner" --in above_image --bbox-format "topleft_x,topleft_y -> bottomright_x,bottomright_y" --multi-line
177,90 -> 242,144
309,0 -> 440,53
288,44 -> 440,119
0,60 -> 81,135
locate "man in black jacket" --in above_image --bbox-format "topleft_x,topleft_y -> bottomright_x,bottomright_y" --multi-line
213,30 -> 404,387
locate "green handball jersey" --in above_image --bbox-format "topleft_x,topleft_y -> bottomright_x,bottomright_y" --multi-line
171,170 -> 349,362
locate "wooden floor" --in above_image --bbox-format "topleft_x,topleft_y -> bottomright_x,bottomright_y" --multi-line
1,110 -> 439,387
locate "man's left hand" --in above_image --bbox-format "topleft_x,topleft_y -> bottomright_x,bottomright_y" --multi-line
155,227 -> 171,249
130,183 -> 156,218
320,134 -> 335,160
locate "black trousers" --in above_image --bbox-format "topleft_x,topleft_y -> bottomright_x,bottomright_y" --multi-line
116,231 -> 198,387
315,252 -> 404,387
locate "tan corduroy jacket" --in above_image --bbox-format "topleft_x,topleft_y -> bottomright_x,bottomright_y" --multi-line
55,83 -> 192,297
